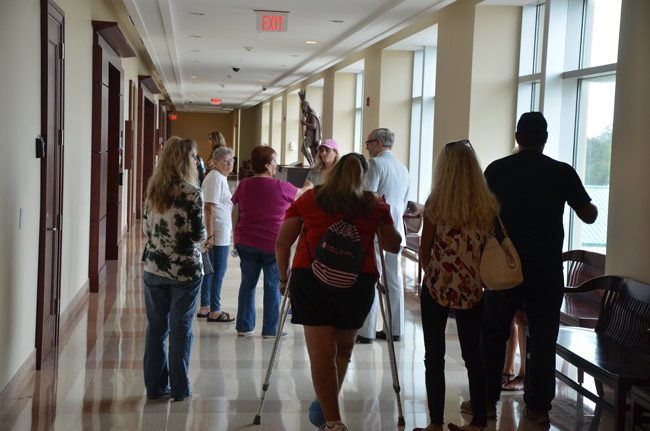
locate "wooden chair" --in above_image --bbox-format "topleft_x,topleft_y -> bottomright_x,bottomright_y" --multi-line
555,275 -> 650,430
560,250 -> 606,328
401,201 -> 424,286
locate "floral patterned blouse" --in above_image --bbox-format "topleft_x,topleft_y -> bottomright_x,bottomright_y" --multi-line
143,181 -> 206,281
424,224 -> 489,310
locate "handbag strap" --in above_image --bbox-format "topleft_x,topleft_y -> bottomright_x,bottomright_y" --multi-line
496,216 -> 510,238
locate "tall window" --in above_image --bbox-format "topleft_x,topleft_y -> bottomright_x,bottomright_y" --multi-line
353,72 -> 364,153
516,3 -> 544,119
517,0 -> 621,254
409,46 -> 436,203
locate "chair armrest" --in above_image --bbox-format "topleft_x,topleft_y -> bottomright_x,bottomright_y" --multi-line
563,275 -> 612,294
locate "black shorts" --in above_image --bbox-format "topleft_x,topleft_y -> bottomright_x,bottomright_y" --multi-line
289,268 -> 377,330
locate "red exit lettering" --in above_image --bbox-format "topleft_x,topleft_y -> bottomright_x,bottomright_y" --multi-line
261,15 -> 284,32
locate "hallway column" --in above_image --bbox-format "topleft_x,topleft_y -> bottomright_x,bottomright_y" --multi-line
606,0 -> 650,283
432,0 -> 477,156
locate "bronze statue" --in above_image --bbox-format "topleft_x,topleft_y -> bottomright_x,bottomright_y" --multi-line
299,90 -> 321,166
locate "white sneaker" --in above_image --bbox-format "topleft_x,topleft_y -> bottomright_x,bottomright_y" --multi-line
237,331 -> 254,337
262,332 -> 287,339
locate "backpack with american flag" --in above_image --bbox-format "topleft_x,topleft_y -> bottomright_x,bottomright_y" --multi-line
310,219 -> 365,289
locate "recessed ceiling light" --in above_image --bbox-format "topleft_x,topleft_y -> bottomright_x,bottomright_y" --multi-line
305,40 -> 317,45
188,12 -> 204,16
330,19 -> 344,23
290,54 -> 300,58
260,79 -> 267,83
190,75 -> 197,79
189,34 -> 202,38
244,46 -> 254,52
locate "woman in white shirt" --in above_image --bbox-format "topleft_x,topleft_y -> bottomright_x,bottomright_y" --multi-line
197,146 -> 236,322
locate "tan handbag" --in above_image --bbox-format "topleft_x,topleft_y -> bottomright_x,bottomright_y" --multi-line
480,217 -> 523,290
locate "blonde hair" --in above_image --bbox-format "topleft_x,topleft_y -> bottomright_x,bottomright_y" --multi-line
313,147 -> 339,170
315,153 -> 368,216
208,131 -> 226,148
145,136 -> 198,213
424,142 -> 498,229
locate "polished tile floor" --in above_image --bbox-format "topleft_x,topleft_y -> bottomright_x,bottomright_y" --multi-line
1,225 -> 615,430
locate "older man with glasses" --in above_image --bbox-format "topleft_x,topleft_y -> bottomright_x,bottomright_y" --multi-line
356,128 -> 410,344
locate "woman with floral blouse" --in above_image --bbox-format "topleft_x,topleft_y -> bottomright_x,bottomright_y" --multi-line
414,140 -> 499,431
142,136 -> 206,402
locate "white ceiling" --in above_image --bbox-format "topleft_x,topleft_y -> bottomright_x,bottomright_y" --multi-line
122,0 -> 451,112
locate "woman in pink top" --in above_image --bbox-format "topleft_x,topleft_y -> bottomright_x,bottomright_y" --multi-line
231,145 -> 303,337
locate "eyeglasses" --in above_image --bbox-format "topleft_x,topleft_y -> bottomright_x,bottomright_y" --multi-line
220,158 -> 234,164
365,138 -> 379,145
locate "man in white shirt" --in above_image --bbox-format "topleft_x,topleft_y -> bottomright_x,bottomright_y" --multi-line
357,128 -> 410,343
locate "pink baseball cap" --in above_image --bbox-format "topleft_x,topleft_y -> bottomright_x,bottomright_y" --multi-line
318,139 -> 339,151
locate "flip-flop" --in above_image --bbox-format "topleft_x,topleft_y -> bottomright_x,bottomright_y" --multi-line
502,375 -> 524,391
207,311 -> 235,322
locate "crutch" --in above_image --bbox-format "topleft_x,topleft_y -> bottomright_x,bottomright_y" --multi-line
253,269 -> 292,425
376,229 -> 406,426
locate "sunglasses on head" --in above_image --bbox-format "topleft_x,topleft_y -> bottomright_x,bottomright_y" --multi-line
445,139 -> 473,153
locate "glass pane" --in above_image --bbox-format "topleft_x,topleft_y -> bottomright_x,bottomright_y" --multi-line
533,3 -> 545,74
570,74 -> 615,253
412,50 -> 423,97
408,99 -> 422,202
355,73 -> 364,108
354,109 -> 362,153
516,81 -> 541,123
581,0 -> 622,68
519,3 -> 545,75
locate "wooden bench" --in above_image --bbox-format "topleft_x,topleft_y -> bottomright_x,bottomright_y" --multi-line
555,275 -> 650,430
560,250 -> 606,328
401,201 -> 424,286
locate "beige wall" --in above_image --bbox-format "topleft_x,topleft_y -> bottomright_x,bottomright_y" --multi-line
606,0 -> 650,283
0,0 -> 163,393
239,104 -> 262,165
285,93 -> 301,164
332,73 -> 357,154
380,50 -> 413,166
170,112 -> 235,160
468,5 -> 520,168
0,0 -> 43,391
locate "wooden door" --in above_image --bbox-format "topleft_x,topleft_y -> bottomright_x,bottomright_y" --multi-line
36,0 -> 64,369
106,63 -> 123,260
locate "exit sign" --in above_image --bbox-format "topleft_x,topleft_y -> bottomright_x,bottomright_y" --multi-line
255,10 -> 289,32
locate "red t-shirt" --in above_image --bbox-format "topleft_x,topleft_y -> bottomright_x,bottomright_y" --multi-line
285,189 -> 394,276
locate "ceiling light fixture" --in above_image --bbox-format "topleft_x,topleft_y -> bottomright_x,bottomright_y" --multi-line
305,40 -> 317,45
244,46 -> 254,52
330,19 -> 344,23
190,75 -> 197,79
188,12 -> 204,16
189,34 -> 202,38
190,49 -> 202,52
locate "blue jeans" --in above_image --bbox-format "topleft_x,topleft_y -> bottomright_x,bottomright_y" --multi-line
143,271 -> 201,399
200,245 -> 229,311
235,244 -> 280,336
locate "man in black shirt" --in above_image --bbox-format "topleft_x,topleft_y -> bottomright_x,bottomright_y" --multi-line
480,112 -> 597,424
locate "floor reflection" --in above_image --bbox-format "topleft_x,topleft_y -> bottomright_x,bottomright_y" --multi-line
0,225 -> 617,430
